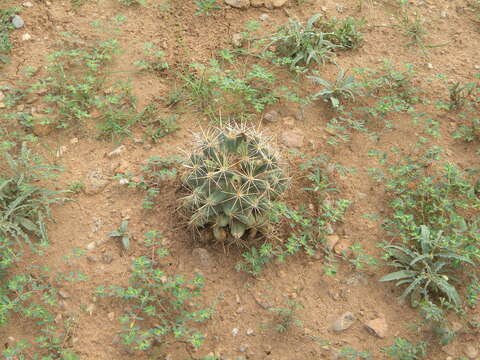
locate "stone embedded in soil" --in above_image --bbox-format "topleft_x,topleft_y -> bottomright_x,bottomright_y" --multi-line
465,345 -> 479,359
12,15 -> 24,29
325,234 -> 339,251
101,253 -> 113,264
263,110 -> 279,123
270,0 -> 288,7
224,0 -> 250,8
23,2 -> 33,7
259,13 -> 271,21
246,328 -> 254,336
107,145 -> 126,158
192,248 -> 213,267
22,33 -> 31,41
58,290 -> 70,299
232,33 -> 243,48
365,316 -> 388,338
86,241 -> 96,250
86,255 -> 98,264
86,303 -> 96,315
251,0 -> 264,6
84,168 -> 110,195
331,312 -> 355,332
281,129 -> 304,148
232,327 -> 239,336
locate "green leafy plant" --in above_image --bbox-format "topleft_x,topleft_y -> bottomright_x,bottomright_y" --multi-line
380,225 -> 473,307
133,42 -> 169,74
195,0 -> 221,16
448,81 -> 477,110
269,299 -> 303,333
109,220 -> 131,249
138,103 -> 180,143
0,144 -> 65,248
265,14 -> 339,68
118,0 -> 145,5
68,181 -> 85,194
0,7 -> 19,65
95,237 -> 211,351
382,337 -> 428,360
320,16 -> 365,50
180,124 -> 289,245
310,68 -> 359,110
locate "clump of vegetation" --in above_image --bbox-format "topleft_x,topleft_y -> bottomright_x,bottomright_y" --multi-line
195,0 -> 221,16
180,124 -> 288,245
0,7 -> 19,65
264,14 -> 339,69
310,68 -> 359,110
379,225 -> 473,307
109,220 -> 131,250
447,81 -> 478,110
383,337 -> 428,360
320,16 -> 365,50
182,61 -> 279,120
0,144 -> 65,248
269,299 -> 303,333
371,144 -> 479,308
137,103 -> 180,143
96,233 -> 211,352
133,42 -> 169,74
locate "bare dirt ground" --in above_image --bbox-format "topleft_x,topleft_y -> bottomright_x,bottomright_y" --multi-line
1,0 -> 480,359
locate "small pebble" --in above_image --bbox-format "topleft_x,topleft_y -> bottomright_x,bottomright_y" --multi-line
23,1 -> 33,7
22,33 -> 31,41
12,15 -> 24,29
232,328 -> 239,336
246,328 -> 254,336
427,63 -> 433,69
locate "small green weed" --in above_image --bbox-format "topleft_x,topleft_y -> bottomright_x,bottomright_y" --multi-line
269,299 -> 303,333
0,144 -> 65,248
320,16 -> 365,50
133,42 -> 169,74
195,0 -> 221,16
96,235 -> 211,351
137,103 -> 180,143
310,68 -> 359,110
0,7 -> 19,65
382,337 -> 428,360
109,220 -> 131,250
68,181 -> 85,194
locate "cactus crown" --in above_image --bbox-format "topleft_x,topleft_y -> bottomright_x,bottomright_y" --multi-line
180,125 -> 288,244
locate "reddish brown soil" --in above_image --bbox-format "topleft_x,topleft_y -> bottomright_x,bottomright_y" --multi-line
1,0 -> 479,359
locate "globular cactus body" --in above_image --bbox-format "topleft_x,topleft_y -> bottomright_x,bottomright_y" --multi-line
180,125 -> 288,243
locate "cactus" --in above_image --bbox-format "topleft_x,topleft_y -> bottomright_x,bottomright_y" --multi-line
180,125 -> 288,244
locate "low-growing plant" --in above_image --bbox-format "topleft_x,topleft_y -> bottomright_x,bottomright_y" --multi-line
448,81 -> 477,110
138,103 -> 180,143
95,237 -> 211,351
133,42 -> 169,74
320,16 -> 365,50
269,299 -> 303,333
382,337 -> 428,360
180,124 -> 289,245
118,0 -> 145,5
0,7 -> 19,65
68,181 -> 85,194
109,220 -> 131,250
264,14 -> 339,68
379,225 -> 473,307
0,144 -> 65,248
195,0 -> 221,16
310,68 -> 359,110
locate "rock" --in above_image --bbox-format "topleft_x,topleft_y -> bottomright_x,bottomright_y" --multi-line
101,253 -> 113,264
427,63 -> 433,69
23,2 -> 33,6
325,234 -> 339,251
86,303 -> 96,315
232,327 -> 239,336
84,168 -> 109,195
251,0 -> 264,6
271,0 -> 288,7
56,145 -> 67,158
246,328 -> 254,336
86,242 -> 96,250
281,129 -> 304,148
192,248 -> 213,267
22,33 -> 31,41
365,316 -> 388,338
225,0 -> 250,8
86,255 -> 98,264
70,137 -> 79,144
12,15 -> 24,29
331,312 -> 355,332
107,145 -> 126,158
239,344 -> 248,353
32,117 -> 54,137
232,33 -> 243,48
465,345 -> 478,359
259,13 -> 270,21
58,290 -> 70,299
263,110 -> 279,123
334,240 -> 352,257
108,312 -> 115,321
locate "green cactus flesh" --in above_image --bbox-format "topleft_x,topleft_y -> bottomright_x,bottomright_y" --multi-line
181,125 -> 288,242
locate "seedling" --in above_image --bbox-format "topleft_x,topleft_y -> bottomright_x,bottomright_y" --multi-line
269,299 -> 304,333
310,68 -> 359,110
109,220 -> 131,249
196,0 -> 221,16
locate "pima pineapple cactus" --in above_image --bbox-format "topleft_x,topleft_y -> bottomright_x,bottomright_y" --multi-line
180,125 -> 288,244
